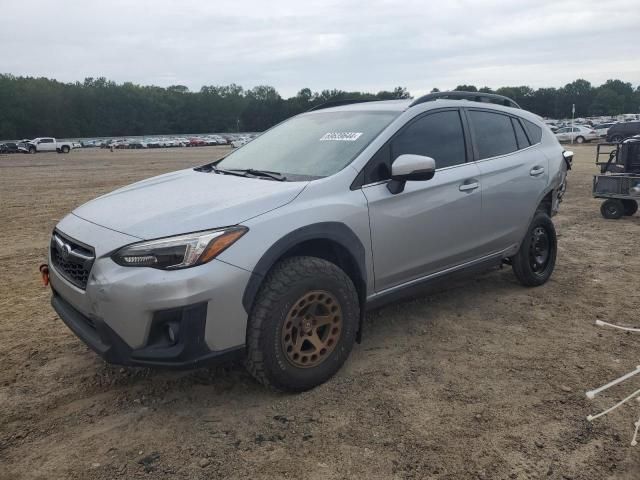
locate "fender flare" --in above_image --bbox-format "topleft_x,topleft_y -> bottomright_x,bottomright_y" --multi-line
241,222 -> 367,315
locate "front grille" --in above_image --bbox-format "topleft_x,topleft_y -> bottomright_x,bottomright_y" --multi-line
50,231 -> 95,290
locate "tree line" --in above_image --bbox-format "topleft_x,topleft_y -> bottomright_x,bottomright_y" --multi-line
0,74 -> 638,140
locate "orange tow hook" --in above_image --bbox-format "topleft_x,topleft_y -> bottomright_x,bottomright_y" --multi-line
39,264 -> 50,287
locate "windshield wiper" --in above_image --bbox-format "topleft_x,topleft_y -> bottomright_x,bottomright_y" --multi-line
210,165 -> 252,178
227,168 -> 287,181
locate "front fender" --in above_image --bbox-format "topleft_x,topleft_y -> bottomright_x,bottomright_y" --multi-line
240,222 -> 367,314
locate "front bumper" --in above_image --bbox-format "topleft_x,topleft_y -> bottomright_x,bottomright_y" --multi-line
49,214 -> 253,366
51,292 -> 243,367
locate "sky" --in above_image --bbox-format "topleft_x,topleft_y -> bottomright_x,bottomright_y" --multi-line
0,0 -> 638,97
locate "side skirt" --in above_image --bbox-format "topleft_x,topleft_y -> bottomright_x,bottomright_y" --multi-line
365,251 -> 507,311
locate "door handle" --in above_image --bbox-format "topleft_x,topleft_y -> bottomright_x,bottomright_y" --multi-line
459,181 -> 479,192
530,166 -> 545,176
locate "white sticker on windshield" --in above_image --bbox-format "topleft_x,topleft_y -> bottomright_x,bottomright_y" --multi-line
319,132 -> 363,142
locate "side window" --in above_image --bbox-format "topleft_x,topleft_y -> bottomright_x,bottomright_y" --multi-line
392,110 -> 466,169
522,119 -> 542,144
468,110 -> 517,159
512,118 -> 530,149
41,138 -> 53,143
363,110 -> 466,184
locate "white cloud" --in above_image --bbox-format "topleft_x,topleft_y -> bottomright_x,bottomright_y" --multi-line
0,0 -> 637,96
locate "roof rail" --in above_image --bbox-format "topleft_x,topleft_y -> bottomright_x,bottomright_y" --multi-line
410,91 -> 521,109
306,98 -> 377,112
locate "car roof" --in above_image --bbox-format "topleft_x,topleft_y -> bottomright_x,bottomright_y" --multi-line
309,98 -> 526,114
309,97 -> 543,125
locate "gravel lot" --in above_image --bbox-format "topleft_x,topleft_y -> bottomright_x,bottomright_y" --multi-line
1,145 -> 639,479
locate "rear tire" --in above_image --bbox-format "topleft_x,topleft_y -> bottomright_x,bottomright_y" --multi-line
601,199 -> 624,219
245,256 -> 359,392
512,212 -> 557,287
622,199 -> 638,216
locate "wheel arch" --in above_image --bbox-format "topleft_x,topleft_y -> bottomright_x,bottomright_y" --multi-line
536,190 -> 554,216
241,222 -> 367,334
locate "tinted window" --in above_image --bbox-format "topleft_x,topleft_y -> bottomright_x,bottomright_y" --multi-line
512,118 -> 530,149
392,110 -> 466,169
469,110 -> 517,159
40,138 -> 53,143
362,110 -> 466,184
522,119 -> 542,144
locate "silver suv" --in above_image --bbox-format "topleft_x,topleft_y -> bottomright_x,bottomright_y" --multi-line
46,92 -> 571,391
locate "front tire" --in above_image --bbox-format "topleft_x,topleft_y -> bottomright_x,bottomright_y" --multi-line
601,199 -> 624,219
512,212 -> 557,287
575,136 -> 585,144
245,256 -> 359,392
610,134 -> 624,143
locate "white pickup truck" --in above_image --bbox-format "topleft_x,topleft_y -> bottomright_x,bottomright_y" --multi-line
26,137 -> 74,154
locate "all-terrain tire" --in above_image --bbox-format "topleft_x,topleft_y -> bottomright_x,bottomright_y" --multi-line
245,256 -> 359,392
512,212 -> 557,287
600,199 -> 624,219
622,199 -> 638,216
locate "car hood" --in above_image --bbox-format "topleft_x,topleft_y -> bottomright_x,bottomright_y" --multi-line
73,168 -> 308,239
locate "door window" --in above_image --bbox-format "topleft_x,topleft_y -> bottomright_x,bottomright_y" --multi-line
468,110 -> 518,160
363,110 -> 466,184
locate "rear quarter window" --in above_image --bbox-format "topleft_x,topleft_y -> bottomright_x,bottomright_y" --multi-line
522,119 -> 543,144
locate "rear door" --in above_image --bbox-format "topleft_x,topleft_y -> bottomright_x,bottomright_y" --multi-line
466,109 -> 548,253
361,109 -> 484,292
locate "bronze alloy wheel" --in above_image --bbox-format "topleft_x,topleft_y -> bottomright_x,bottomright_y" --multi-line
281,290 -> 343,368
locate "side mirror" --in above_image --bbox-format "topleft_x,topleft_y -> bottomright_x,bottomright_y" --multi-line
387,154 -> 436,194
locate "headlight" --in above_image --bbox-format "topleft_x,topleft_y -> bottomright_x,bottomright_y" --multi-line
112,226 -> 247,270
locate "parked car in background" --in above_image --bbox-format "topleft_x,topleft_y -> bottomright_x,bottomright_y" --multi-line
554,126 -> 599,144
25,137 -> 75,153
592,122 -> 617,138
211,135 -> 228,145
231,136 -> 251,148
0,142 -> 22,153
606,121 -> 640,143
46,91 -> 571,391
128,139 -> 147,149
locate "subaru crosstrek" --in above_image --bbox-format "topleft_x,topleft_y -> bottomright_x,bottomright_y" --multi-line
46,92 -> 571,391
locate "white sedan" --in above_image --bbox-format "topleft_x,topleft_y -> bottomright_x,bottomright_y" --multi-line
554,126 -> 599,144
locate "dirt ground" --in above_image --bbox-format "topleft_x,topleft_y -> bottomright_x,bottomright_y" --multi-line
1,145 -> 639,480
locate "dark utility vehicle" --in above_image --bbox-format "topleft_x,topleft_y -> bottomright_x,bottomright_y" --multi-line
607,121 -> 640,143
0,142 -> 21,153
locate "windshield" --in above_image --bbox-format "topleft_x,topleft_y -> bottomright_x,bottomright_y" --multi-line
217,111 -> 398,178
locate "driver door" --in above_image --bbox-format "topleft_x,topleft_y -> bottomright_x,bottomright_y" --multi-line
360,109 -> 484,292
